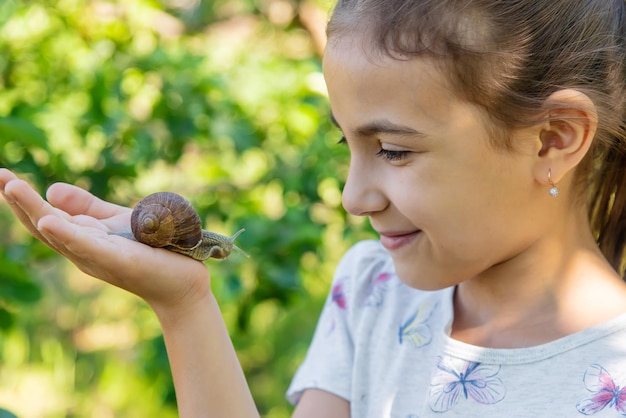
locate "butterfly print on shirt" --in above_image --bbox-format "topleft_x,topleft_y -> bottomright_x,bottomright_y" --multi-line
331,279 -> 348,310
398,302 -> 437,347
429,356 -> 506,412
577,364 -> 626,415
366,272 -> 395,306
325,275 -> 349,336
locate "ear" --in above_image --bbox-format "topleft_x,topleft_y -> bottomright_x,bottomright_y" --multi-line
532,89 -> 598,186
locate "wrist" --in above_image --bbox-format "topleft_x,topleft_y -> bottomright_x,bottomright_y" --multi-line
148,272 -> 215,327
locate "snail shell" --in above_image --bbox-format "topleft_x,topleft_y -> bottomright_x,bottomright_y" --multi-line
131,192 -> 203,250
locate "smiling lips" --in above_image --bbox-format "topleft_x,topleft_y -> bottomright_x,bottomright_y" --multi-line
378,230 -> 421,251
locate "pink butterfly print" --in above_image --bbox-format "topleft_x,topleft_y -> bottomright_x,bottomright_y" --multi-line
577,364 -> 626,415
366,272 -> 394,306
331,281 -> 347,310
325,276 -> 349,336
429,356 -> 506,412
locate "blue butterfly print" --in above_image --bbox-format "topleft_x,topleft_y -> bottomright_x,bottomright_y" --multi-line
398,302 -> 436,347
577,364 -> 626,415
429,356 -> 506,412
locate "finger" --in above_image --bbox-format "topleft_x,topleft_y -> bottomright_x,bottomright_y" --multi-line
1,171 -> 55,247
37,214 -> 112,268
0,169 -> 20,207
36,216 -> 127,286
5,178 -> 71,223
0,168 -> 19,190
0,186 -> 40,237
46,182 -> 130,219
2,179 -> 67,247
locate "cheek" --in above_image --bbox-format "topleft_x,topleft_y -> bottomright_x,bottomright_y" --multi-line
426,188 -> 542,270
400,173 -> 522,259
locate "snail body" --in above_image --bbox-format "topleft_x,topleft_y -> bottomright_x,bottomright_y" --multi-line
177,228 -> 247,260
111,192 -> 247,261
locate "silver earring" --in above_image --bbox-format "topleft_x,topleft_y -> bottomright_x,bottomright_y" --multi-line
548,169 -> 559,197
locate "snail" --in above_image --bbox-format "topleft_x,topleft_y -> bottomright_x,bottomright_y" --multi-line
110,192 -> 248,261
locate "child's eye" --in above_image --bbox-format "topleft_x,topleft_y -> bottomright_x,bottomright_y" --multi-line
337,136 -> 347,145
376,148 -> 410,161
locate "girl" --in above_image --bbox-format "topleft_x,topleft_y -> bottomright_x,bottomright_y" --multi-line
1,0 -> 625,416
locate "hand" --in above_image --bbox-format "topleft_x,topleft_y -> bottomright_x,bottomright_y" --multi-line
0,168 -> 211,314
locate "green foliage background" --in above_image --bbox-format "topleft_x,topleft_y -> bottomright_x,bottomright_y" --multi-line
0,0 -> 375,416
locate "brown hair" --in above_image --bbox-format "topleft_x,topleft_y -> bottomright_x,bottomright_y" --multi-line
328,0 -> 626,278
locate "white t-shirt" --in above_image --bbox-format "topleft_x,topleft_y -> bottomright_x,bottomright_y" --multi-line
287,240 -> 626,417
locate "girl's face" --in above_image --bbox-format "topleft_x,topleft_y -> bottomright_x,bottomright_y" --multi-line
324,36 -> 551,290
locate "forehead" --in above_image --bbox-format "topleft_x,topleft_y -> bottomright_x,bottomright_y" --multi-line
322,35 -> 458,126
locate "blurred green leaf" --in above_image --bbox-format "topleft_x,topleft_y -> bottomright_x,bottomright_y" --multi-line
0,117 -> 47,148
0,308 -> 15,330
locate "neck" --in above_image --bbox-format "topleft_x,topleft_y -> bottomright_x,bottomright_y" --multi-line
450,209 -> 626,348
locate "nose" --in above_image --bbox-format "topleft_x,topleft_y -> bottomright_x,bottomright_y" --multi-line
341,159 -> 388,216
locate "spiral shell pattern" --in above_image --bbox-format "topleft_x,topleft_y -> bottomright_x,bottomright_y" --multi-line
130,192 -> 203,250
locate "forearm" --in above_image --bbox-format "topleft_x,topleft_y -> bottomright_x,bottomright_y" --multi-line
154,292 -> 259,418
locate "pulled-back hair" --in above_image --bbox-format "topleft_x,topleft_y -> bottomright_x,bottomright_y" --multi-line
328,0 -> 626,277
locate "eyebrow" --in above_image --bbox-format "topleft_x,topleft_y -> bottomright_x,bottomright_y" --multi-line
330,112 -> 424,138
